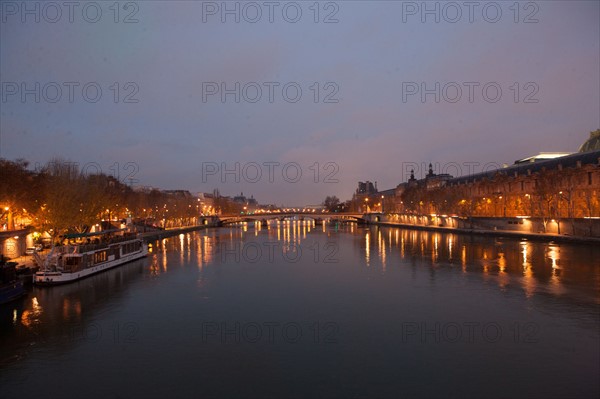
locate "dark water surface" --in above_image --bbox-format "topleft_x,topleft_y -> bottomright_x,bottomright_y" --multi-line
1,222 -> 599,398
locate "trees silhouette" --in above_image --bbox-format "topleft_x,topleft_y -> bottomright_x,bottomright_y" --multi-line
1,158 -> 203,241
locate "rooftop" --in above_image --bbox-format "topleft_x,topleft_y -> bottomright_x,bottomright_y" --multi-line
579,129 -> 600,153
515,152 -> 573,164
450,150 -> 600,185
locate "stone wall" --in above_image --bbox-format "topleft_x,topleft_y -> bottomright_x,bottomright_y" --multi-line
363,213 -> 600,238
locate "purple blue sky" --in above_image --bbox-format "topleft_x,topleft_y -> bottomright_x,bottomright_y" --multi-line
1,1 -> 599,206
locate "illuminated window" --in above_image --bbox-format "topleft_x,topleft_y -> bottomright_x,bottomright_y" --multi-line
94,251 -> 107,264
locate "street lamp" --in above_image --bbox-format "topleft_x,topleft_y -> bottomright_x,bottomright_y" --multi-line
493,191 -> 505,217
524,194 -> 533,232
557,191 -> 563,234
558,192 -> 563,217
525,194 -> 531,215
2,206 -> 8,230
494,196 -> 506,217
381,195 -> 385,213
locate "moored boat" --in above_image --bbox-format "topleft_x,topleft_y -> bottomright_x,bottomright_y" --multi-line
16,264 -> 38,285
34,232 -> 148,286
0,260 -> 26,304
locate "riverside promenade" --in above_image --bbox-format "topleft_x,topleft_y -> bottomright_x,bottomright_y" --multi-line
138,225 -> 209,241
362,217 -> 600,244
6,225 -> 211,269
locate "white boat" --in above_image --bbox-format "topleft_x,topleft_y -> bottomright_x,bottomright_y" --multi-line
34,233 -> 148,285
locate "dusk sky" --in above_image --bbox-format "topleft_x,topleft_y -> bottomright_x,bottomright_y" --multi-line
1,0 -> 599,206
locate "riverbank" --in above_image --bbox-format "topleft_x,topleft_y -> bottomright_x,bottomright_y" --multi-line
4,225 -> 212,268
363,220 -> 600,244
139,225 -> 209,242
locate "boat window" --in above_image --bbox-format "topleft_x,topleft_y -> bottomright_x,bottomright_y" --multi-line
94,251 -> 107,264
65,257 -> 81,266
122,241 -> 141,254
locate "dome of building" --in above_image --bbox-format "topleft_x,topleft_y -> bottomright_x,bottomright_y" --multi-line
579,129 -> 600,152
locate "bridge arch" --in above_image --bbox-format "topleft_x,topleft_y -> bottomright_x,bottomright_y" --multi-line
218,212 -> 365,225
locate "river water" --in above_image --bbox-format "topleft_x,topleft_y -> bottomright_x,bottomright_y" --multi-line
1,221 -> 599,398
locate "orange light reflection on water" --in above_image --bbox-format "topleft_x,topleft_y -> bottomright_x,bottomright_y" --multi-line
21,297 -> 43,328
521,241 -> 536,297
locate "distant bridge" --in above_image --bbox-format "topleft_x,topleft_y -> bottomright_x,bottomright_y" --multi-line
201,212 -> 365,226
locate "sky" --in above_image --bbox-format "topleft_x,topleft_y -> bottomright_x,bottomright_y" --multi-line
1,0 -> 599,206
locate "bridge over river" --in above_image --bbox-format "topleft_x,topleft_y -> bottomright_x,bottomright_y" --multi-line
200,212 -> 366,226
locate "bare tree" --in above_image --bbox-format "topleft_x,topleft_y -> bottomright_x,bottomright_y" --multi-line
323,196 -> 340,212
532,168 -> 559,233
581,188 -> 599,236
0,158 -> 41,229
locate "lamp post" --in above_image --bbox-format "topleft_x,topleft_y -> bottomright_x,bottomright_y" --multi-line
3,206 -> 9,230
381,195 -> 385,213
557,191 -> 562,235
525,194 -> 533,232
496,195 -> 502,217
493,192 -> 504,217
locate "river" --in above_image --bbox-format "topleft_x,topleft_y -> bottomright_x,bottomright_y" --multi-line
1,221 -> 598,398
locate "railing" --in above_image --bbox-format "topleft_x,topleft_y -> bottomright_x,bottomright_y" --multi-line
73,243 -> 109,254
50,235 -> 140,255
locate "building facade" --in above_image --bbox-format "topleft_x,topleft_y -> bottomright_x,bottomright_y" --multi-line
352,131 -> 600,223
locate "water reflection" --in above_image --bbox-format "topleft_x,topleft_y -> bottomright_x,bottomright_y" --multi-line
133,222 -> 600,309
355,225 -> 599,304
149,253 -> 160,276
365,231 -> 370,266
20,296 -> 43,328
0,221 -> 598,399
0,257 -> 146,367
